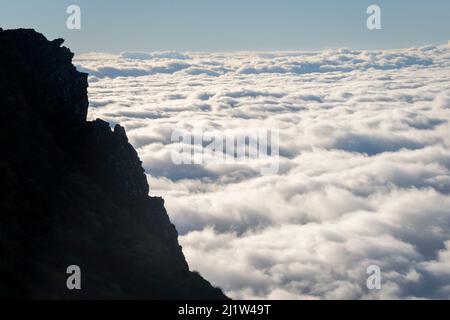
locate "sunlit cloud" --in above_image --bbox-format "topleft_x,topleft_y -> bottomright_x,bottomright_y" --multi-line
75,42 -> 450,299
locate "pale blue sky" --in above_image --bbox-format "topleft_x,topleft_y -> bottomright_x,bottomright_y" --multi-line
1,0 -> 449,53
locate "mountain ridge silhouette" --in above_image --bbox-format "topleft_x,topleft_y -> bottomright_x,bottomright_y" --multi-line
0,28 -> 227,299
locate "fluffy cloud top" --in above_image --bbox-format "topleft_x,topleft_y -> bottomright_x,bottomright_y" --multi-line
75,43 -> 450,299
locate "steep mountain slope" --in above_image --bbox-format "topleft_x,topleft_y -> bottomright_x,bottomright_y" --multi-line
0,28 -> 227,299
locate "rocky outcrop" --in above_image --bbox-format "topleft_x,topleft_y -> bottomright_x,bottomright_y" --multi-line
0,28 -> 227,299
79,119 -> 150,199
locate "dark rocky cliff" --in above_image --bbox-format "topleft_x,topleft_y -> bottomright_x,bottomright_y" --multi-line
0,28 -> 227,299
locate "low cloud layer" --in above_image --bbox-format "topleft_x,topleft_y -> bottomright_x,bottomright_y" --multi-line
75,42 -> 450,299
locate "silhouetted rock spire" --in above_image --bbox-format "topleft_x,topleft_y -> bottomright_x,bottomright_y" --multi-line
0,28 -> 227,299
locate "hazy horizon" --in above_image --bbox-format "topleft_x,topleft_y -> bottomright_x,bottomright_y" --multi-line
1,0 -> 450,53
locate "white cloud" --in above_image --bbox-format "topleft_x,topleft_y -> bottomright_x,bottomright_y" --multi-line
75,42 -> 450,299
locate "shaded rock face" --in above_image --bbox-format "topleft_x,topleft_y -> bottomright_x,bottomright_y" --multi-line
80,119 -> 150,199
0,28 -> 227,299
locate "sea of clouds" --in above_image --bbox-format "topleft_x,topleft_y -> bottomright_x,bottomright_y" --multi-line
75,42 -> 450,299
